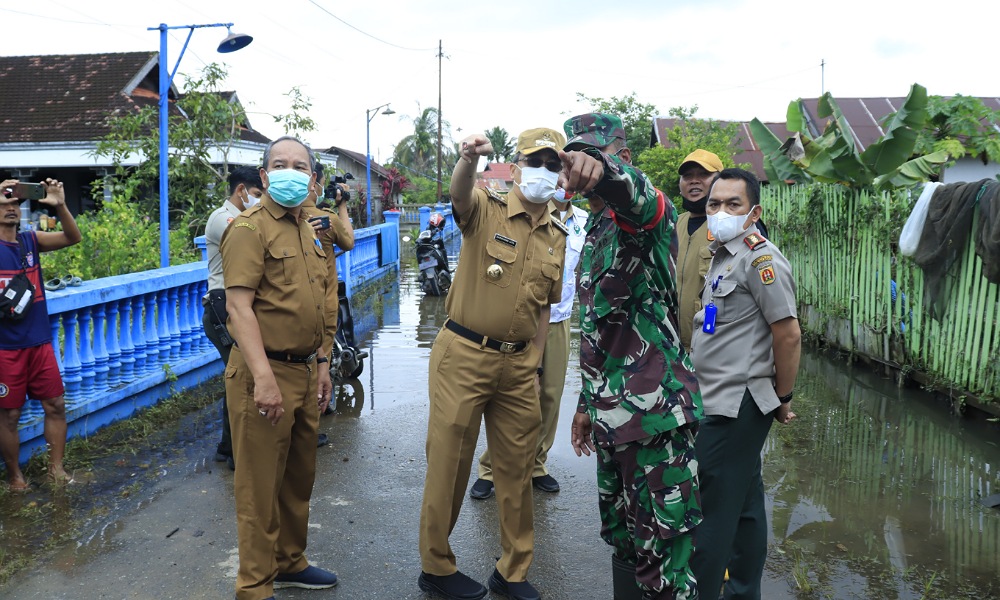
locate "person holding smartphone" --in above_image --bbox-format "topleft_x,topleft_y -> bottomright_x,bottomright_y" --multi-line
0,178 -> 82,492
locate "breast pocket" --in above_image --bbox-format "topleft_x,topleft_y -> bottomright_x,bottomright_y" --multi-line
531,260 -> 561,303
265,246 -> 298,286
697,246 -> 713,280
482,239 -> 517,288
712,279 -> 754,324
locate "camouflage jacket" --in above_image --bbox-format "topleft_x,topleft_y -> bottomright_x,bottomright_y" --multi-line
577,151 -> 703,447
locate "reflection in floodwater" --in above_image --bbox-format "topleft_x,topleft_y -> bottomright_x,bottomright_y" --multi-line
763,349 -> 1000,598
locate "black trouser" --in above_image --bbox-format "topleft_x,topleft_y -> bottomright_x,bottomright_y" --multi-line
691,388 -> 774,600
203,293 -> 234,457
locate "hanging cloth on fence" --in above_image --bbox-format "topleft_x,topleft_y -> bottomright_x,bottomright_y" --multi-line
912,179 -> 999,320
975,183 -> 1000,284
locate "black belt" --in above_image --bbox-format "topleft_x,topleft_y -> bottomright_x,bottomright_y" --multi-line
445,319 -> 528,354
265,350 -> 317,364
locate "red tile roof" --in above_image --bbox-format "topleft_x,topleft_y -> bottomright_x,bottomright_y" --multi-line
0,52 -> 161,143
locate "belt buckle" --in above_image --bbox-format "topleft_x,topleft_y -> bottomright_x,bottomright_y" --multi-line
499,341 -> 517,354
306,352 -> 317,363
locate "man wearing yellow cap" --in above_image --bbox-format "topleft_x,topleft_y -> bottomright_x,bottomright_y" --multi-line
418,128 -> 568,600
676,149 -> 724,350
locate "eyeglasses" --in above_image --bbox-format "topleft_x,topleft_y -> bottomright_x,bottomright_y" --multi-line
519,155 -> 563,173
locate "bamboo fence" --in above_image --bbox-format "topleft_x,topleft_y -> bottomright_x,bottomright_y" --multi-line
764,184 -> 1000,407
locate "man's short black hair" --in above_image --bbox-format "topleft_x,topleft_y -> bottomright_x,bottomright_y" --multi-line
228,165 -> 263,196
714,167 -> 760,207
314,162 -> 325,181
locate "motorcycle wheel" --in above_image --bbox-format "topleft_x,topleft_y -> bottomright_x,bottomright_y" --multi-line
437,270 -> 451,292
348,360 -> 364,378
425,273 -> 441,296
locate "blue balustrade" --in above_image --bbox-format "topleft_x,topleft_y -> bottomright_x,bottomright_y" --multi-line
16,224 -> 401,464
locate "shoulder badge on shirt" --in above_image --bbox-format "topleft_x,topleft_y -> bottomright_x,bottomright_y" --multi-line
234,221 -> 257,231
485,188 -> 507,204
758,264 -> 776,285
744,232 -> 767,250
550,217 -> 569,236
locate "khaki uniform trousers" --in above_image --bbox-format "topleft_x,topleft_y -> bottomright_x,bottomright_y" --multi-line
479,318 -> 569,480
419,328 -> 542,582
226,346 -> 320,600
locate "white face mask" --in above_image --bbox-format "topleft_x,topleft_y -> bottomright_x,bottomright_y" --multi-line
707,209 -> 753,243
243,191 -> 261,209
517,165 -> 559,204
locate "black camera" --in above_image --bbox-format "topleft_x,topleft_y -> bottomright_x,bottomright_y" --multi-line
326,173 -> 355,205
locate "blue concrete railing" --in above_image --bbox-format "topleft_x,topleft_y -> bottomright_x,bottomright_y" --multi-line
16,215 -> 400,464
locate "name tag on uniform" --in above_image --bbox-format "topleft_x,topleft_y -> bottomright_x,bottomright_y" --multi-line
494,234 -> 517,248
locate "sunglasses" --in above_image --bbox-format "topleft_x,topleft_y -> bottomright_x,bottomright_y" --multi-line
519,155 -> 563,173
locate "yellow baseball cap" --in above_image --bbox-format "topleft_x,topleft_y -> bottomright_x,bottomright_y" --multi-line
679,149 -> 723,174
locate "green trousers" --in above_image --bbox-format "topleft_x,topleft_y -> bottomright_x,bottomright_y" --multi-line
691,389 -> 774,600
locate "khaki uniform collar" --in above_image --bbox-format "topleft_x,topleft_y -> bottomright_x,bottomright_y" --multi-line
262,194 -> 294,220
507,188 -> 552,226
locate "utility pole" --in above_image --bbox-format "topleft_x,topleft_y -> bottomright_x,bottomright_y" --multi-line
437,39 -> 443,202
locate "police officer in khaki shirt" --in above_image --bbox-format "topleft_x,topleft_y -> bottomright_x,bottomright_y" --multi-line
418,128 -> 568,600
688,168 -> 801,600
676,149 -> 723,350
222,136 -> 338,600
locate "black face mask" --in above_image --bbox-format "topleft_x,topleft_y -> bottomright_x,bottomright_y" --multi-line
682,197 -> 708,214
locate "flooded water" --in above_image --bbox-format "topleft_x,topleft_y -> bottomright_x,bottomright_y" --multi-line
2,231 -> 998,599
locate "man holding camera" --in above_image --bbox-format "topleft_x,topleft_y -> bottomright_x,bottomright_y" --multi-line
203,166 -> 264,470
0,178 -> 81,492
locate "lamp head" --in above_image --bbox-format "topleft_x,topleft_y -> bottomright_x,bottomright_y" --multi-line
217,27 -> 253,53
382,106 -> 395,116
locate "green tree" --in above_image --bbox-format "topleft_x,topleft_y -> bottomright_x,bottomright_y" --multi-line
574,92 -> 658,162
392,105 -> 453,176
635,106 -> 744,203
484,126 -> 515,162
912,94 -> 1000,169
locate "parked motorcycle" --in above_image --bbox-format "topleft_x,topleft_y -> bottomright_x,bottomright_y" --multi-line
414,213 -> 451,296
330,279 -> 368,382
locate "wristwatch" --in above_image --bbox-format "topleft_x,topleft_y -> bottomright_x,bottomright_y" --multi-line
317,356 -> 329,364
778,391 -> 793,404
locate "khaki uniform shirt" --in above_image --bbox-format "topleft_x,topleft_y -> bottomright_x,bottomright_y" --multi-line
675,211 -> 713,350
221,195 -> 330,356
205,200 -> 243,291
691,225 -> 797,418
302,202 -> 355,344
446,188 -> 565,342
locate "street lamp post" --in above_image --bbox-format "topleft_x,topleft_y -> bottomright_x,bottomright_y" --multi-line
365,103 -> 395,227
148,23 -> 252,268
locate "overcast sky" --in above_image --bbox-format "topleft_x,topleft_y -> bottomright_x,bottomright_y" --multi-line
4,0 -> 997,177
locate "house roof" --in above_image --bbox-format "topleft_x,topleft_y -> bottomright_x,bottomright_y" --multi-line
0,52 -> 162,143
477,162 -> 513,192
177,90 -> 270,144
320,145 -> 387,179
652,95 -> 1000,182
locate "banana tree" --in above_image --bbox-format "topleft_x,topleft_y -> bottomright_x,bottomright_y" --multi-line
754,83 -> 949,190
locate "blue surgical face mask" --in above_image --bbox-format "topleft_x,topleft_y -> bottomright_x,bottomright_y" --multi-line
266,169 -> 311,207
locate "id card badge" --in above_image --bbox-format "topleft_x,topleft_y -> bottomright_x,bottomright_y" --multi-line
702,275 -> 723,334
702,303 -> 717,334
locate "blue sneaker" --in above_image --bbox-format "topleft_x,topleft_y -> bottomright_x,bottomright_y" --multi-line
274,565 -> 338,589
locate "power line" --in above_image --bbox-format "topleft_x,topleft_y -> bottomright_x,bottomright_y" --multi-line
305,0 -> 437,52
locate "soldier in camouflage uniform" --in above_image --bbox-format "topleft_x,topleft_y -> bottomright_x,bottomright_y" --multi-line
564,113 -> 704,600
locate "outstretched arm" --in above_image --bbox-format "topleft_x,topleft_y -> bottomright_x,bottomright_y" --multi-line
450,134 -> 493,221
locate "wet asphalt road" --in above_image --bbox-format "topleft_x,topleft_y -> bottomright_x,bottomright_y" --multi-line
0,258 -> 795,600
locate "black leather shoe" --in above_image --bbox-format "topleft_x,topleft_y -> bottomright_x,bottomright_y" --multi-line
226,455 -> 235,471
532,474 -> 560,493
317,433 -> 329,448
418,571 -> 487,600
488,568 -> 540,600
469,478 -> 494,500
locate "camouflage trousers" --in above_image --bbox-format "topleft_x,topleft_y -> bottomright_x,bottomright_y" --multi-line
596,425 -> 702,600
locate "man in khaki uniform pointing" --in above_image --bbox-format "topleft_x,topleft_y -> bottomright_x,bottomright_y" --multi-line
418,128 -> 568,600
